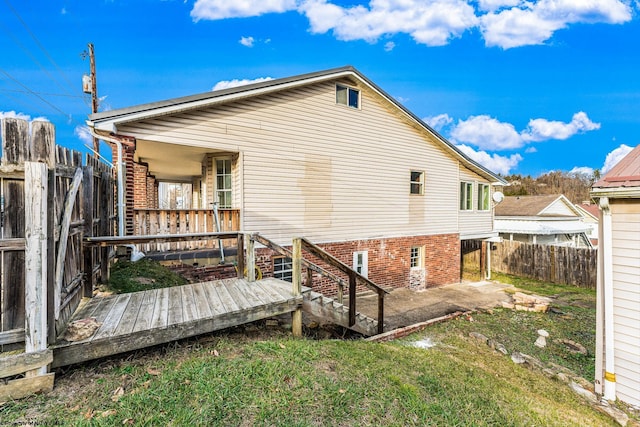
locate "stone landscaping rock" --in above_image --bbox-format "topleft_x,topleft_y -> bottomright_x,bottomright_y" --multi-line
534,329 -> 549,348
555,338 -> 588,355
511,292 -> 552,312
511,352 -> 525,364
469,332 -> 488,344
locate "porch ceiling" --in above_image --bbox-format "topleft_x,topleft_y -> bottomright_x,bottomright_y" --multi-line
135,139 -> 211,181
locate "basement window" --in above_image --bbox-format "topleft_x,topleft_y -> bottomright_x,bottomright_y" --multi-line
336,84 -> 360,109
273,256 -> 293,282
353,251 -> 368,278
410,246 -> 424,268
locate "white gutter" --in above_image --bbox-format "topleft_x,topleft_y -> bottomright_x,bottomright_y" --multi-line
599,196 -> 616,401
89,129 -> 125,236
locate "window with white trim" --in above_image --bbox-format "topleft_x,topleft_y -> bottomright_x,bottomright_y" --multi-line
353,251 -> 368,278
477,183 -> 490,211
216,158 -> 232,208
410,246 -> 424,268
336,84 -> 360,109
410,171 -> 425,195
460,182 -> 473,210
273,256 -> 292,282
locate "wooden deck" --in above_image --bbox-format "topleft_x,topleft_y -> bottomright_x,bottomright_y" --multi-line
51,278 -> 305,368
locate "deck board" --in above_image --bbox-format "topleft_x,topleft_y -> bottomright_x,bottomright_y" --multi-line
52,277 -> 302,368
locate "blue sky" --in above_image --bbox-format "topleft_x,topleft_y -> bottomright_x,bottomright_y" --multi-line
1,0 -> 639,176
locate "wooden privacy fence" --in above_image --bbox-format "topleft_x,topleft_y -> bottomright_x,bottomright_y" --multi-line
0,118 -> 114,402
491,240 -> 597,289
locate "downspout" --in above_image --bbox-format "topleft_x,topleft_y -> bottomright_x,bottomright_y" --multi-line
599,196 -> 616,401
89,129 -> 130,237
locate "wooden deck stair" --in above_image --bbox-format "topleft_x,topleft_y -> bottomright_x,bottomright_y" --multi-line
303,291 -> 379,336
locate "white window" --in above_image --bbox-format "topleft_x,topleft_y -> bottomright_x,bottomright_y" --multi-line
477,183 -> 490,211
410,246 -> 424,268
460,182 -> 473,211
336,84 -> 360,109
411,171 -> 425,195
216,159 -> 232,208
273,256 -> 292,282
353,251 -> 368,278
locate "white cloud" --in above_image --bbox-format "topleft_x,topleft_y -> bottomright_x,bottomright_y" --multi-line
477,0 -> 521,12
602,144 -> 634,174
0,110 -> 33,121
191,0 -> 296,21
384,41 -> 396,51
299,0 -> 478,46
480,0 -> 632,48
190,0 -> 634,49
74,125 -> 93,146
450,115 -> 522,150
569,166 -> 594,176
212,76 -> 274,91
423,113 -> 453,132
240,36 -> 255,47
447,112 -> 600,151
521,112 -> 600,142
457,144 -> 522,175
525,146 -> 537,153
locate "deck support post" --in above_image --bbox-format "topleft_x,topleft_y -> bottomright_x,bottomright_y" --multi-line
292,237 -> 302,337
237,233 -> 246,279
246,234 -> 255,282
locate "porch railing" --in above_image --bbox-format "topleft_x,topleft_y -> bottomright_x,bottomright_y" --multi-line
133,209 -> 240,252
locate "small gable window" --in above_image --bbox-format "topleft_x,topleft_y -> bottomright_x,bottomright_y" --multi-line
336,84 -> 360,109
477,183 -> 490,211
460,182 -> 473,210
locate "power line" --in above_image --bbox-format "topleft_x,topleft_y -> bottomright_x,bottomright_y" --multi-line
3,0 -> 78,96
0,88 -> 84,98
0,68 -> 71,120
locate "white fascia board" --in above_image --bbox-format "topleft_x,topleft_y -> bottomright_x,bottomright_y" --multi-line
591,187 -> 640,199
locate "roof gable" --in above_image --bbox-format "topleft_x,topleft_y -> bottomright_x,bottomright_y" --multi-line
495,194 -> 580,217
88,66 -> 505,185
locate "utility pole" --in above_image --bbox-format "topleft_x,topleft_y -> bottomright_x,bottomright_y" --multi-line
82,43 -> 99,156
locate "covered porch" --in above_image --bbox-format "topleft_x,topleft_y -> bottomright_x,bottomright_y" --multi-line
122,139 -> 242,253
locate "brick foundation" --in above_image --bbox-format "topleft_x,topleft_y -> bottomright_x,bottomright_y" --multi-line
165,234 -> 461,297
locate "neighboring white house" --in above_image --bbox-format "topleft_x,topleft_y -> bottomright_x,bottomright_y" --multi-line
494,194 -> 593,248
574,202 -> 599,246
87,66 -> 506,290
591,144 -> 640,408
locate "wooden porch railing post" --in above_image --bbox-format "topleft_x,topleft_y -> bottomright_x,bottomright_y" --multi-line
348,271 -> 356,327
377,290 -> 384,334
246,234 -> 256,282
24,162 -> 49,376
237,233 -> 245,280
292,238 -> 302,337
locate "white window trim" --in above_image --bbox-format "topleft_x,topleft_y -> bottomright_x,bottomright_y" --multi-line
215,157 -> 233,209
477,183 -> 490,211
353,251 -> 368,278
410,246 -> 424,268
336,84 -> 360,109
410,170 -> 425,195
460,181 -> 473,211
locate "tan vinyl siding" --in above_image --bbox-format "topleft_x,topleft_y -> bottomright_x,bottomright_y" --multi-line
610,200 -> 640,407
458,166 -> 493,237
118,80 -> 490,244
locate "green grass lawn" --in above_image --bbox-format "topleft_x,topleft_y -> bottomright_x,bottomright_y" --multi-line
1,272 -> 625,426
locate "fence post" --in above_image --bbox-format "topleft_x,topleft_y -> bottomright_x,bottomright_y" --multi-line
292,238 -> 302,337
24,162 -> 49,376
82,165 -> 95,297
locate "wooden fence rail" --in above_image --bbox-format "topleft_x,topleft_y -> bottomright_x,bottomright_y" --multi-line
490,240 -> 597,289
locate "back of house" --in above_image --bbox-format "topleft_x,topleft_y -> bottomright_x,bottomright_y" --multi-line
88,66 -> 505,291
